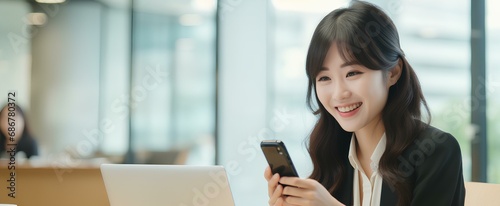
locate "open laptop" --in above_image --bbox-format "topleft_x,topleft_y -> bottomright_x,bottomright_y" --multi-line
100,164 -> 235,206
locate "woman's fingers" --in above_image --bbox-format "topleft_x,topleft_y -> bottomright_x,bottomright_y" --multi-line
279,177 -> 313,189
282,185 -> 306,197
268,184 -> 283,205
276,196 -> 287,206
268,173 -> 280,197
283,195 -> 306,206
264,166 -> 273,181
266,166 -> 284,205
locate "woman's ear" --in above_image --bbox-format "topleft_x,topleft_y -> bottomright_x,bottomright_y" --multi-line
387,58 -> 403,87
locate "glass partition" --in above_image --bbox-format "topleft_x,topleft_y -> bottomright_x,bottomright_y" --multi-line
486,0 -> 500,183
0,0 -> 217,166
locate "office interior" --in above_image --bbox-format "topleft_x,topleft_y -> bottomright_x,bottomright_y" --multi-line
0,0 -> 499,205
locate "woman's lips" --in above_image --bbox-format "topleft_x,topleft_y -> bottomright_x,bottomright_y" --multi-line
336,102 -> 362,117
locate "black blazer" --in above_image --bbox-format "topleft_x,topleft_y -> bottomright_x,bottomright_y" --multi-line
0,135 -> 38,159
334,126 -> 466,206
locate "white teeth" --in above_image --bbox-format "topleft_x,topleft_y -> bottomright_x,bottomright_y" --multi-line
337,103 -> 361,113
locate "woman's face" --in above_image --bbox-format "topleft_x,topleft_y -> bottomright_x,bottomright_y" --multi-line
315,44 -> 390,133
0,107 -> 25,143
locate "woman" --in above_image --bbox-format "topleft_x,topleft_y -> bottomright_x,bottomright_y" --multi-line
0,104 -> 39,159
265,1 -> 465,206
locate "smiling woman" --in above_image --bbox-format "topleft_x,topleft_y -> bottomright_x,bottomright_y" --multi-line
264,1 -> 465,206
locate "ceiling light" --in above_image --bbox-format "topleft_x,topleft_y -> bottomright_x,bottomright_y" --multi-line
192,0 -> 216,12
36,0 -> 65,3
27,13 -> 48,26
272,0 -> 348,13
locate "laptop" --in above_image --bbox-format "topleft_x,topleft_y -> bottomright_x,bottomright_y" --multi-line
100,164 -> 235,206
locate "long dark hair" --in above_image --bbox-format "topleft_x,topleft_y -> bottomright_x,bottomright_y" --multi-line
0,104 -> 38,158
305,1 -> 430,205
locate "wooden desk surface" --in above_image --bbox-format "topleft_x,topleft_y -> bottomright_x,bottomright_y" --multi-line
0,165 -> 110,206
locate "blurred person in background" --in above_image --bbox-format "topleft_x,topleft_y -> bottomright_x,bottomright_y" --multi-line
0,104 -> 38,159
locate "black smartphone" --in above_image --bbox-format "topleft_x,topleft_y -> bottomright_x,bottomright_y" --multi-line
261,140 -> 298,177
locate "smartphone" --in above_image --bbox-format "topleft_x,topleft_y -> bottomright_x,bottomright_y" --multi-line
261,140 -> 298,177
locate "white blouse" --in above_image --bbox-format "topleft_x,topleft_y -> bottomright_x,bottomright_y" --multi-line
348,133 -> 386,206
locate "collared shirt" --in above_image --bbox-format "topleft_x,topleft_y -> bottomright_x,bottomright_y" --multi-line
348,133 -> 387,206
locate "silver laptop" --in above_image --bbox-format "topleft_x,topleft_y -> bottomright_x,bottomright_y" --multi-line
100,164 -> 235,206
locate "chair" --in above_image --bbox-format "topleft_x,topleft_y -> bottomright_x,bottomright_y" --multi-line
465,182 -> 500,206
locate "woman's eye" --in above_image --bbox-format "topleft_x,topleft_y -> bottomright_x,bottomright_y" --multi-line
317,76 -> 330,81
346,71 -> 362,77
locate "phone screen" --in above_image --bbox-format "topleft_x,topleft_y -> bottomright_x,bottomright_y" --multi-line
261,140 -> 298,177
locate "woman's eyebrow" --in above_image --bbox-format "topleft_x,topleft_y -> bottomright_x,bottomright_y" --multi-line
319,66 -> 329,71
320,61 -> 358,72
340,61 -> 358,68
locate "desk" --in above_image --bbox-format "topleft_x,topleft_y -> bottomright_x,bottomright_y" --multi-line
0,165 -> 110,206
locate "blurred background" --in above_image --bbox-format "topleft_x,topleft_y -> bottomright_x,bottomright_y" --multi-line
0,0 -> 498,205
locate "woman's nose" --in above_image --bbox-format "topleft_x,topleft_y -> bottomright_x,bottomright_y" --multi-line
332,83 -> 351,101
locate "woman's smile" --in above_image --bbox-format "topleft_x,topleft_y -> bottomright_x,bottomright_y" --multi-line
336,102 -> 362,113
336,102 -> 362,118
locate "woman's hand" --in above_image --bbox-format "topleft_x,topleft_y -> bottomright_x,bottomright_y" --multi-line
264,166 -> 285,206
278,176 -> 345,206
265,166 -> 344,206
